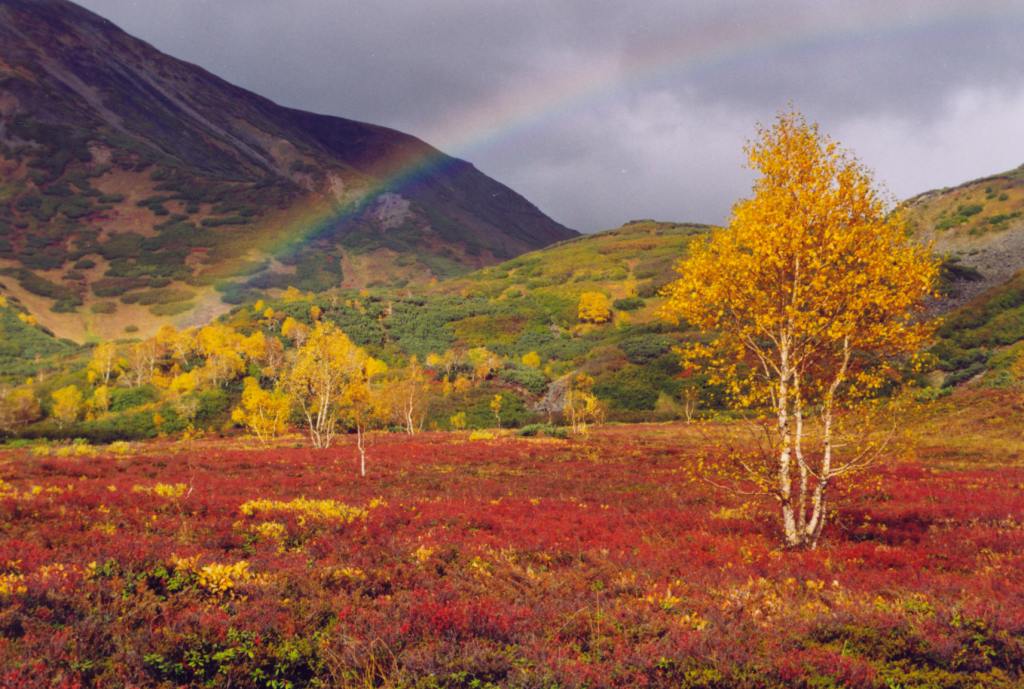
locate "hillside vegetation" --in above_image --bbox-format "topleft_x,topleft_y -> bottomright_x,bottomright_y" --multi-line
905,163 -> 1024,306
8,212 -> 1024,441
0,0 -> 575,342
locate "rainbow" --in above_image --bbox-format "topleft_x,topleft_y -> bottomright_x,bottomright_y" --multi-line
185,2 -> 1020,319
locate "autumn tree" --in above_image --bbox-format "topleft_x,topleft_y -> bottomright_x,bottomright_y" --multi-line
383,356 -> 430,434
284,322 -> 362,449
661,111 -> 938,549
89,385 -> 111,415
564,373 -> 603,435
86,342 -> 121,386
490,394 -> 503,428
51,385 -> 84,429
0,385 -> 41,435
284,322 -> 387,475
123,338 -> 163,387
467,347 -> 502,382
196,324 -> 246,387
281,316 -> 309,346
338,356 -> 388,477
231,377 -> 292,445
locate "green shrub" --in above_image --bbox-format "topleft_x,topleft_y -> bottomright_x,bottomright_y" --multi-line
499,366 -> 549,396
613,296 -> 645,311
517,423 -> 567,438
110,385 -> 159,412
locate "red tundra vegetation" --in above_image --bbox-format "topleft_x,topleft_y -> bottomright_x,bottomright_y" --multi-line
0,400 -> 1023,688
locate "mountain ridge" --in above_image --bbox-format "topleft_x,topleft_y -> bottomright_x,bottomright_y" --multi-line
0,0 -> 577,342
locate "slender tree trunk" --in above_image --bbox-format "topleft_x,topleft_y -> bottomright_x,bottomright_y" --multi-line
357,423 -> 366,477
777,341 -> 799,547
794,377 -> 808,537
804,337 -> 850,548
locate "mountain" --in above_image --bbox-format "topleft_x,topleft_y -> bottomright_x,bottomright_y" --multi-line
904,164 -> 1024,307
0,0 -> 577,342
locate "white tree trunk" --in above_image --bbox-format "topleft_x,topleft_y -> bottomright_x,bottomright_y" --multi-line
357,424 -> 367,477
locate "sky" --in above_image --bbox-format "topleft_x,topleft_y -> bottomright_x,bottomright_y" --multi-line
75,0 -> 1024,232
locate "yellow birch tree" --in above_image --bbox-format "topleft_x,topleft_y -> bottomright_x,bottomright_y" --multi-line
660,110 -> 939,549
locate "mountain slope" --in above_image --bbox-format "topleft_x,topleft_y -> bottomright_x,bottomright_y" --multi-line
904,164 -> 1024,307
0,0 -> 576,342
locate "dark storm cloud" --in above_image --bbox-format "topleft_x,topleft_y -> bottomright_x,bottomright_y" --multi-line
74,0 -> 1024,230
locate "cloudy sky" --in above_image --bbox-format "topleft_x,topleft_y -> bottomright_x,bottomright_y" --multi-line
76,0 -> 1024,231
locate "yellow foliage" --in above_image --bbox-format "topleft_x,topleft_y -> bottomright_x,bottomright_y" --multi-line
577,292 -> 612,323
467,347 -> 502,380
231,377 -> 292,445
449,411 -> 467,430
283,322 -> 386,449
132,483 -> 188,499
89,385 -> 110,414
660,110 -> 938,410
51,385 -> 83,428
197,560 -> 252,596
659,110 -> 939,548
239,497 -> 368,524
564,373 -> 602,435
281,316 -> 309,345
0,573 -> 26,597
86,342 -> 121,385
169,370 -> 199,395
521,351 -> 542,369
252,521 -> 288,545
489,394 -> 503,427
282,286 -> 306,303
0,386 -> 41,433
196,324 -> 247,386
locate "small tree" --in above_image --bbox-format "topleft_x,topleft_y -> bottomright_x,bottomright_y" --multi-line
490,394 -> 503,428
231,377 -> 292,445
87,342 -> 121,386
284,322 -> 366,449
51,385 -> 84,429
383,356 -> 430,435
90,384 -> 111,415
661,111 -> 938,549
0,386 -> 41,435
338,355 -> 388,477
564,373 -> 603,435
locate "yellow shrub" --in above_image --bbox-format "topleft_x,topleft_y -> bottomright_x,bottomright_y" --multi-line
577,292 -> 612,323
252,521 -> 288,550
469,430 -> 495,441
0,574 -> 26,597
132,483 -> 188,499
239,497 -> 367,524
107,441 -> 131,455
197,561 -> 251,596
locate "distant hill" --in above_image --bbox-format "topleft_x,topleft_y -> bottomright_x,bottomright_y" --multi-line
904,164 -> 1024,307
0,0 -> 576,342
